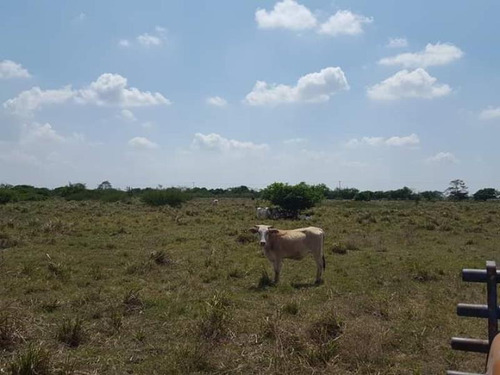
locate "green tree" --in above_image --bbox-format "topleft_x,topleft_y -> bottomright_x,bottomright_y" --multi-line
261,182 -> 324,217
473,188 -> 498,201
97,181 -> 113,190
445,179 -> 469,201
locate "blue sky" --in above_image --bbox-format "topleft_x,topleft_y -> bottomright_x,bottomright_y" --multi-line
1,0 -> 500,192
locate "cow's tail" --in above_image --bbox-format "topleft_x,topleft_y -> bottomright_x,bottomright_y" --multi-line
322,231 -> 326,270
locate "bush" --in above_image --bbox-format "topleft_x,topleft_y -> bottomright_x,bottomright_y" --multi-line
0,189 -> 16,204
141,188 -> 191,207
261,182 -> 324,217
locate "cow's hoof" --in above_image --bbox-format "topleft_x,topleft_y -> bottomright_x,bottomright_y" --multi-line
314,279 -> 324,286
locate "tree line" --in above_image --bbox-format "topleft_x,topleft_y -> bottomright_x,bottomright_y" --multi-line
0,179 -> 498,208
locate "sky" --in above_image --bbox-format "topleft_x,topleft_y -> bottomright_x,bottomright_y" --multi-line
1,0 -> 500,192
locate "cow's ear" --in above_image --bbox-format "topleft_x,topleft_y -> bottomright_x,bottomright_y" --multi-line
269,228 -> 279,234
249,227 -> 258,233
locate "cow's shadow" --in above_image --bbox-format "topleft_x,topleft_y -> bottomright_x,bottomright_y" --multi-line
291,280 -> 323,289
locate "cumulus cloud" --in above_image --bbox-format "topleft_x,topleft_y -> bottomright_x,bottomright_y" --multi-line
318,10 -> 373,36
137,33 -> 162,46
379,43 -> 463,68
245,67 -> 349,106
283,138 -> 307,145
0,60 -> 31,79
479,107 -> 500,120
78,73 -> 170,107
118,39 -> 130,48
255,0 -> 317,30
4,73 -> 170,116
128,137 -> 158,150
121,26 -> 166,48
346,134 -> 420,148
3,86 -> 75,116
120,109 -> 137,122
192,133 -> 269,153
386,37 -> 408,48
20,123 -> 65,144
367,68 -> 451,101
206,96 -> 228,107
426,152 -> 458,164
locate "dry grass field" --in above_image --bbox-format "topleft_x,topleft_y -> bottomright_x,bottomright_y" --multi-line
1,198 -> 499,374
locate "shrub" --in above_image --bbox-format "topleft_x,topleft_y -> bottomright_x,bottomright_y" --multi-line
0,189 -> 16,204
141,188 -> 191,207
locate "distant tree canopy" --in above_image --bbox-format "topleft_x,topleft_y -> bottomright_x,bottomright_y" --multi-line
97,181 -> 113,190
261,182 -> 326,216
0,179 -> 499,205
473,188 -> 498,201
445,179 -> 469,201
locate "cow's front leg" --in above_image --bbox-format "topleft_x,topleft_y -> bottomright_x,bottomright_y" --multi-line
273,259 -> 282,284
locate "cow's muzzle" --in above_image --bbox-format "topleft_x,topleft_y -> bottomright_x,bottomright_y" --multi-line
260,241 -> 266,247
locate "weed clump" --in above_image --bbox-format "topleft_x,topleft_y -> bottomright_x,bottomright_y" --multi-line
199,293 -> 231,341
56,317 -> 85,347
123,289 -> 144,314
331,243 -> 347,255
308,313 -> 344,345
9,344 -> 51,375
0,314 -> 22,350
149,250 -> 172,265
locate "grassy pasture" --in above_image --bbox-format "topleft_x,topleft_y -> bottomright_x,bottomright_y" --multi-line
1,198 -> 499,374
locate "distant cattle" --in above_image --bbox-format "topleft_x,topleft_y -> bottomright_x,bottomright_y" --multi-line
212,199 -> 219,206
249,225 -> 325,284
256,207 -> 270,219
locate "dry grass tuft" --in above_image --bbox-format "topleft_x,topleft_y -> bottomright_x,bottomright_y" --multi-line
56,317 -> 85,348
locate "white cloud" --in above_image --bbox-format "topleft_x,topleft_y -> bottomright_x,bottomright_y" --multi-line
120,109 -> 137,122
0,60 -> 31,79
128,137 -> 158,150
318,10 -> 373,36
118,39 -> 130,48
283,138 -> 307,145
206,96 -> 228,107
386,37 -> 408,48
346,134 -> 420,148
192,133 -> 269,153
385,134 -> 420,146
379,43 -> 463,68
137,33 -> 162,47
367,68 -> 451,101
255,0 -> 317,30
3,86 -> 75,116
4,73 -> 170,116
121,26 -> 167,48
479,107 -> 500,120
426,152 -> 458,164
77,73 -> 171,107
245,67 -> 349,106
20,123 -> 65,144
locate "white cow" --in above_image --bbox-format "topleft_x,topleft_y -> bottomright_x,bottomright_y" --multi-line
212,199 -> 219,206
250,224 -> 325,284
256,207 -> 270,219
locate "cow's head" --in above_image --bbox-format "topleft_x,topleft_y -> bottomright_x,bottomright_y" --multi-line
249,225 -> 278,246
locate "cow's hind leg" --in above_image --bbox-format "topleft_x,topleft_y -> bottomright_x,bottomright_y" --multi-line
313,253 -> 324,284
